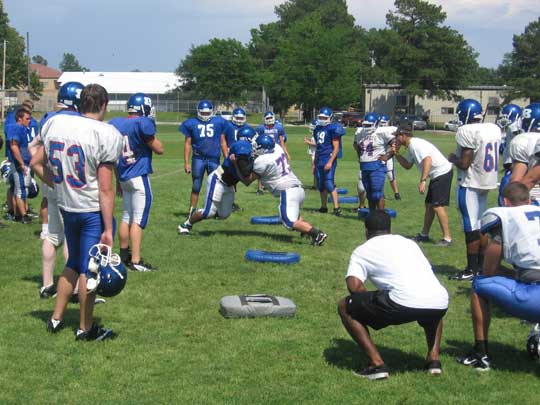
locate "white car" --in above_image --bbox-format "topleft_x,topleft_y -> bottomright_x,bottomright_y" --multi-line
444,120 -> 460,131
217,111 -> 232,121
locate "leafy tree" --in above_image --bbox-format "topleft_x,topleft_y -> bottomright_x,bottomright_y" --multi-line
471,67 -> 504,86
499,17 -> 540,102
275,0 -> 355,29
28,70 -> 43,99
31,55 -> 47,66
0,1 -> 28,89
176,38 -> 258,103
59,52 -> 88,72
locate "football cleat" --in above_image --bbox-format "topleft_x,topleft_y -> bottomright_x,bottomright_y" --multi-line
448,268 -> 476,281
47,318 -> 64,334
128,259 -> 156,272
39,284 -> 57,299
312,231 -> 328,246
353,364 -> 389,380
75,323 -> 114,341
456,352 -> 491,371
178,222 -> 192,234
526,323 -> 540,361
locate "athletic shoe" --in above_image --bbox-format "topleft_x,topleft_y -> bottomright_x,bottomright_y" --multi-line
47,318 -> 64,334
435,239 -> 452,247
21,215 -> 32,224
448,268 -> 476,281
424,360 -> 442,376
352,206 -> 365,213
412,233 -> 430,243
394,193 -> 401,200
353,364 -> 389,380
75,323 -> 114,341
333,208 -> 342,217
177,222 -> 192,235
27,208 -> 39,219
39,284 -> 57,299
232,203 -> 242,212
4,212 -> 15,221
318,207 -> 328,214
456,352 -> 491,371
128,259 -> 156,272
312,231 -> 328,246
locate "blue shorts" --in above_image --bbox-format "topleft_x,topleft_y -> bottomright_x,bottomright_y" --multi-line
62,210 -> 116,275
473,275 -> 540,323
361,167 -> 386,202
192,157 -> 219,194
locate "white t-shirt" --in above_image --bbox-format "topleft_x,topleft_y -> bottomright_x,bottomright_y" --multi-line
41,114 -> 123,213
253,144 -> 302,196
346,234 -> 449,309
404,137 -> 452,179
354,126 -> 395,163
455,122 -> 501,189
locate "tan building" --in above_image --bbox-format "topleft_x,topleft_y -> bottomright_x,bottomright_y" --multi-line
30,63 -> 62,111
364,84 -> 530,125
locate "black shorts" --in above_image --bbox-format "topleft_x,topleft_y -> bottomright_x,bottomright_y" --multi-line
425,169 -> 453,207
345,290 -> 447,330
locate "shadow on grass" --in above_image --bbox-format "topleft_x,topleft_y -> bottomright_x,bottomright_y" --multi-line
432,264 -> 462,278
444,339 -> 539,375
21,274 -> 44,285
197,229 -> 296,243
324,338 -> 426,373
28,309 -> 102,333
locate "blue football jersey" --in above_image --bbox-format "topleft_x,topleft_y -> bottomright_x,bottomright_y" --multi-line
179,116 -> 228,161
110,116 -> 157,182
313,123 -> 346,163
224,122 -> 250,146
255,123 -> 287,145
221,140 -> 252,184
6,123 -> 31,166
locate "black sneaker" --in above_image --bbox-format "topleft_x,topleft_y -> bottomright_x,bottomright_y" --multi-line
333,208 -> 342,217
424,360 -> 442,376
47,318 -> 64,333
412,233 -> 430,243
394,193 -> 401,200
39,284 -> 57,299
232,203 -> 242,212
435,239 -> 452,247
21,215 -> 33,224
448,268 -> 476,281
456,352 -> 491,371
128,259 -> 156,272
312,231 -> 328,246
75,323 -> 114,341
318,207 -> 328,213
353,364 -> 389,380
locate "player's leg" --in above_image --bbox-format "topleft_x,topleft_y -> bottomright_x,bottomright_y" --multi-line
429,170 -> 453,244
128,176 -> 153,267
324,161 -> 341,215
422,319 -> 444,365
356,169 -> 366,211
216,185 -> 235,220
179,173 -> 220,233
316,166 -> 328,212
189,158 -> 206,214
119,180 -> 132,265
13,170 -> 28,220
386,158 -> 400,200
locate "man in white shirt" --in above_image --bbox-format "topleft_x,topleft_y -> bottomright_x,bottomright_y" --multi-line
394,127 -> 453,246
337,210 -> 449,380
457,182 -> 540,371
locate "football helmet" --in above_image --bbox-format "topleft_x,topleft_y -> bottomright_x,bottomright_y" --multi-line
522,103 -> 540,132
309,119 -> 318,132
317,107 -> 333,126
264,111 -> 275,126
378,114 -> 390,127
1,159 -> 11,183
87,244 -> 127,297
527,324 -> 540,361
237,126 -> 256,142
253,134 -> 275,156
27,178 -> 39,199
127,93 -> 153,117
232,107 -> 247,126
456,98 -> 483,125
498,104 -> 522,128
57,81 -> 84,110
362,112 -> 379,127
197,100 -> 214,121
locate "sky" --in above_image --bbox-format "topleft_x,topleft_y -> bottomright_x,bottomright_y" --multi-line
4,0 -> 538,72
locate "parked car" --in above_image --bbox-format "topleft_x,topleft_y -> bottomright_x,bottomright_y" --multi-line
444,120 -> 460,132
341,112 -> 363,127
395,115 -> 427,130
216,111 -> 232,121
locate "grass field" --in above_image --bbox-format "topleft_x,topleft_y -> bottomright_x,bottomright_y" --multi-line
1,124 -> 538,403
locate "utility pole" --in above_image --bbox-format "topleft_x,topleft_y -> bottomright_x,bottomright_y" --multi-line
26,32 -> 30,93
2,39 -> 6,121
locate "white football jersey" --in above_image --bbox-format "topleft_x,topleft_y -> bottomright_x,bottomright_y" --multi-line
510,132 -> 540,169
253,144 -> 302,196
482,205 -> 540,271
41,113 -> 123,213
354,126 -> 395,163
455,122 -> 501,189
502,126 -> 522,165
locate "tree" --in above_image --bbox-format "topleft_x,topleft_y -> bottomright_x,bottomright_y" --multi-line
499,17 -> 540,102
0,1 -> 28,89
59,52 -> 88,72
176,38 -> 258,102
31,55 -> 47,66
377,0 -> 478,113
28,70 -> 43,99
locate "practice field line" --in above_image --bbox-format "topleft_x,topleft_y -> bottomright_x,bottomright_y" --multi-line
151,168 -> 183,180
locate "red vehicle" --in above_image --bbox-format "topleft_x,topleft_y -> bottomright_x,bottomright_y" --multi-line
341,112 -> 363,127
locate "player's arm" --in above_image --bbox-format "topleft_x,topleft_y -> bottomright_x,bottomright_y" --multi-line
394,145 -> 413,170
183,136 -> 192,174
510,161 -> 528,182
324,138 -> 340,170
378,139 -> 395,162
98,162 -> 115,247
146,136 -> 163,155
418,156 -> 432,194
30,144 -> 54,187
279,135 -> 291,161
522,163 -> 540,190
9,139 -> 26,172
345,276 -> 368,294
221,133 -> 229,158
448,148 -> 473,170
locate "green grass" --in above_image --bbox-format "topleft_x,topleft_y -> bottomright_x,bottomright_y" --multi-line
0,126 -> 538,403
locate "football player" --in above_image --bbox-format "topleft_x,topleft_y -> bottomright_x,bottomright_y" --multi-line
179,100 -> 229,218
497,104 -> 522,206
354,112 -> 395,211
223,107 -> 251,148
31,84 -> 123,341
177,140 -> 253,234
518,103 -> 540,191
378,114 -> 401,200
110,93 -> 163,272
238,135 -> 327,245
448,99 -> 502,281
457,182 -> 540,371
303,120 -> 318,190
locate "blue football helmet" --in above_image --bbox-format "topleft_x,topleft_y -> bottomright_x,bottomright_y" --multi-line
127,93 -> 153,117
197,100 -> 214,121
87,244 -> 127,297
253,134 -> 275,156
57,81 -> 84,110
522,103 -> 540,132
456,99 -> 483,125
27,178 -> 39,199
1,159 -> 11,183
232,107 -> 247,126
362,112 -> 379,127
264,111 -> 275,126
237,126 -> 256,141
317,107 -> 333,126
498,104 -> 522,127
309,119 -> 318,132
378,114 -> 390,127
